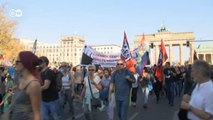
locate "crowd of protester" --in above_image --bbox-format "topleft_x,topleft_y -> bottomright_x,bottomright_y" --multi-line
0,51 -> 213,120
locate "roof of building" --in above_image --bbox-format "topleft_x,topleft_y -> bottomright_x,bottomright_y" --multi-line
196,42 -> 213,53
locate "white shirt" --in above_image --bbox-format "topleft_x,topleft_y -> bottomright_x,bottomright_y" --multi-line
84,76 -> 101,96
188,80 -> 213,120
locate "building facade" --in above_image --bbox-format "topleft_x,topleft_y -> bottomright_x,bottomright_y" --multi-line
196,42 -> 213,65
19,36 -> 85,66
91,44 -> 121,55
20,37 -> 121,66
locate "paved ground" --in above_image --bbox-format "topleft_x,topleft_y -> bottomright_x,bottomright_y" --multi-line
63,90 -> 182,120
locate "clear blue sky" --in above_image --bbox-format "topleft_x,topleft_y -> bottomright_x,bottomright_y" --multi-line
1,0 -> 213,61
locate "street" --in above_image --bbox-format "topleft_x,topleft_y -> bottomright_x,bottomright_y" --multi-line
64,90 -> 182,120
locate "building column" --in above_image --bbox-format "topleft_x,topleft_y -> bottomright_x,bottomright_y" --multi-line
179,43 -> 184,65
155,45 -> 159,65
149,47 -> 153,65
211,54 -> 213,65
190,42 -> 195,64
169,44 -> 173,65
203,54 -> 206,61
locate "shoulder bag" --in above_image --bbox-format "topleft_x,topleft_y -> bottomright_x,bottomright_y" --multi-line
88,77 -> 101,108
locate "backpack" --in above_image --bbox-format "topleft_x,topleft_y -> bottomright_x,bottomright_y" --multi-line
45,68 -> 63,92
53,70 -> 63,91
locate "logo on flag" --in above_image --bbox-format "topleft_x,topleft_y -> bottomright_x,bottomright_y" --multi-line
121,32 -> 131,61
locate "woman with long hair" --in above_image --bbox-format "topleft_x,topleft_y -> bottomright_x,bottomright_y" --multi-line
11,51 -> 41,120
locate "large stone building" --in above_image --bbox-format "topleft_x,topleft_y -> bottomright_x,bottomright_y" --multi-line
196,42 -> 213,64
20,36 -> 85,66
20,36 -> 121,66
134,28 -> 195,65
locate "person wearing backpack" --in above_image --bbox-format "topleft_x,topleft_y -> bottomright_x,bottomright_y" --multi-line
39,56 -> 61,120
59,62 -> 75,120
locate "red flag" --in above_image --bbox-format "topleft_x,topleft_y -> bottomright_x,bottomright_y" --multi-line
155,39 -> 168,81
120,32 -> 131,61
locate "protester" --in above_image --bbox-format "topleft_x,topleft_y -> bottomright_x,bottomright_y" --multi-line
11,51 -> 41,120
153,64 -> 162,103
183,64 -> 194,94
5,75 -> 14,92
131,65 -> 139,107
139,67 -> 150,109
164,62 -> 176,106
80,65 -> 102,120
39,56 -> 61,120
99,68 -> 114,119
109,59 -> 136,120
180,60 -> 213,120
73,65 -> 84,98
59,62 -> 75,120
0,66 -> 6,114
0,88 -> 13,113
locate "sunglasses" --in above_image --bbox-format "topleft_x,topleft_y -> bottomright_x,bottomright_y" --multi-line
88,69 -> 95,71
39,60 -> 45,65
117,63 -> 123,66
15,60 -> 22,64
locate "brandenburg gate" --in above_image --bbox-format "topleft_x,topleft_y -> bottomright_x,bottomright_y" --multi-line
134,29 -> 195,65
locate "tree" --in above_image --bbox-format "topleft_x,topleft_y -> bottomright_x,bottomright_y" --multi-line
0,6 -> 24,61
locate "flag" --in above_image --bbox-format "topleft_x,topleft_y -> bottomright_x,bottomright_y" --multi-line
120,32 -> 131,61
80,46 -> 94,65
136,51 -> 149,74
131,47 -> 140,60
155,39 -> 168,81
32,39 -> 37,54
193,50 -> 198,60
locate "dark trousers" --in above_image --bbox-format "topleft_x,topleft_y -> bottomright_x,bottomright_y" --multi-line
153,81 -> 162,102
176,80 -> 183,96
166,82 -> 175,105
131,87 -> 138,103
